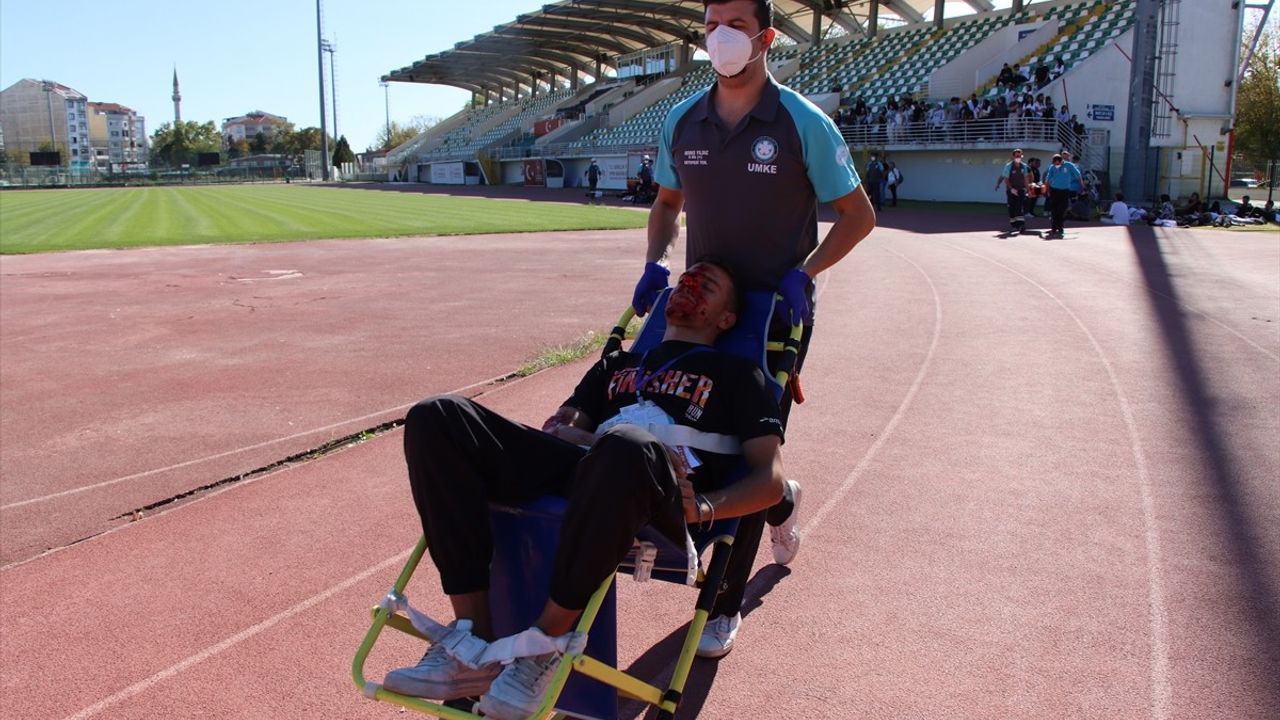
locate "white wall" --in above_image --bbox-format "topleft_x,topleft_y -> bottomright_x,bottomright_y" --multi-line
931,20 -> 1061,100
874,148 -> 1032,203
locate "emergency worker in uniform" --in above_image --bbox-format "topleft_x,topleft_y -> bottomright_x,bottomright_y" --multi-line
630,0 -> 876,658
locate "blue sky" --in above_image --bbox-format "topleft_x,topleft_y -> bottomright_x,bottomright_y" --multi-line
0,1 -> 1034,152
0,1 -> 547,152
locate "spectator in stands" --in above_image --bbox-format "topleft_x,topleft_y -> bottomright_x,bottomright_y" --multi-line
977,99 -> 992,120
1101,192 -> 1131,225
1034,62 -> 1050,88
1051,58 -> 1066,80
998,63 -> 1015,88
929,102 -> 947,141
1071,115 -> 1086,139
1154,194 -> 1177,225
886,161 -> 903,207
1012,64 -> 1029,86
1057,105 -> 1072,125
637,0 -> 875,661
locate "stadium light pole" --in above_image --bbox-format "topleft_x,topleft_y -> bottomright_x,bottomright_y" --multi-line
380,81 -> 391,148
315,0 -> 330,181
322,39 -> 338,144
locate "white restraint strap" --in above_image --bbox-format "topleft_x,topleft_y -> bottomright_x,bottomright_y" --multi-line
638,423 -> 741,454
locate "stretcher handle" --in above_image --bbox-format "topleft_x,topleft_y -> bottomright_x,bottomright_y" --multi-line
601,302 -> 802,389
601,306 -> 636,358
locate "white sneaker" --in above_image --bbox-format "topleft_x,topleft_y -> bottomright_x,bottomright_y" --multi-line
770,479 -> 803,565
382,620 -> 501,699
695,612 -> 741,658
476,648 -> 564,720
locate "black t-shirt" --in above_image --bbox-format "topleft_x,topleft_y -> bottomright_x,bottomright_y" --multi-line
563,340 -> 784,490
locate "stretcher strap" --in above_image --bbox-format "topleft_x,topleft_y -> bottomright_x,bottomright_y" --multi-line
636,423 -> 741,454
378,590 -> 587,668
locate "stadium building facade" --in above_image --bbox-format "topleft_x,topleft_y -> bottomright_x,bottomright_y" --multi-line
383,0 -> 1247,203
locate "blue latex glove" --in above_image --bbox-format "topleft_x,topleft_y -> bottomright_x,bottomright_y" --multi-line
631,262 -> 670,316
775,268 -> 812,326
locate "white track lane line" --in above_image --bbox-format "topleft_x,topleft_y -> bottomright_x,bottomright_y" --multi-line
1038,244 -> 1278,364
47,270 -> 850,713
59,548 -> 414,720
2,372 -> 516,510
945,242 -> 1170,720
799,245 -> 942,534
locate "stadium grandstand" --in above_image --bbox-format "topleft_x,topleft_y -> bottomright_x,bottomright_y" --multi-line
381,0 -> 1248,204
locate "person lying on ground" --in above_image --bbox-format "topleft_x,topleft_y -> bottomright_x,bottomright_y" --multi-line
384,258 -> 785,720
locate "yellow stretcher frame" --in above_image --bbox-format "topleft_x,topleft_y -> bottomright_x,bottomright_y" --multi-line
352,302 -> 802,720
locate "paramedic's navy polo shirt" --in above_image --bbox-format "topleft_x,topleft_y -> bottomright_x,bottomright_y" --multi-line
655,78 -> 861,290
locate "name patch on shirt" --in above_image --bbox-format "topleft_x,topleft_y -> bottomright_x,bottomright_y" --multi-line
682,149 -> 710,167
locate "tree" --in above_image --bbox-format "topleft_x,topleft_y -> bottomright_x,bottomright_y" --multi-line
1235,28 -> 1280,171
292,126 -> 334,153
332,135 -> 356,166
227,136 -> 250,159
249,131 -> 270,154
150,120 -> 220,167
369,115 -> 440,152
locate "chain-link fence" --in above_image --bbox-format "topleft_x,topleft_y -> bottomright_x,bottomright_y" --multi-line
0,163 -> 307,189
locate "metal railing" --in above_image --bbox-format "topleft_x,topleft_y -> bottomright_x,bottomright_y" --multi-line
839,117 -> 1081,151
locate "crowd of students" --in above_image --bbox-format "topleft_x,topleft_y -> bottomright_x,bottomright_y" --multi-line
834,90 -> 1086,146
1100,192 -> 1280,227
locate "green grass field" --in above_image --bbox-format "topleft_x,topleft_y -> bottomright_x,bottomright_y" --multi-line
0,184 -> 649,254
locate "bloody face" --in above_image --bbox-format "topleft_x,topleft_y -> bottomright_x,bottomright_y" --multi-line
664,263 -> 732,327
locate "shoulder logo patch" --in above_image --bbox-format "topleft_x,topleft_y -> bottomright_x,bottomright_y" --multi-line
836,145 -> 851,167
751,136 -> 779,164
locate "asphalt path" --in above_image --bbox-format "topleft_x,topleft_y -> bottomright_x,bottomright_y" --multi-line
1,218 -> 1277,719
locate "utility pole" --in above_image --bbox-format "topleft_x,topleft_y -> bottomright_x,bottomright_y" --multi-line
315,0 -> 330,180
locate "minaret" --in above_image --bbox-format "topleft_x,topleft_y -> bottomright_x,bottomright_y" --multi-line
172,68 -> 182,124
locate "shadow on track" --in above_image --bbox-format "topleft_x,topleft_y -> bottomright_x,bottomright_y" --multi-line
616,565 -> 791,719
1127,224 -> 1280,686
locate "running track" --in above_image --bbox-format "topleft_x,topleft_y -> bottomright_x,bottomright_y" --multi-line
1,202 -> 1277,718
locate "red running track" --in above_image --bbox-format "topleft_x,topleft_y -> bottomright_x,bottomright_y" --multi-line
1,214 -> 1277,719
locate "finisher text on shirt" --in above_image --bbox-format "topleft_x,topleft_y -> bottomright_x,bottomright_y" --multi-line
607,367 -> 714,408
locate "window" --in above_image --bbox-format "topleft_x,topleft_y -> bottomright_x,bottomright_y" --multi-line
72,149 -> 78,156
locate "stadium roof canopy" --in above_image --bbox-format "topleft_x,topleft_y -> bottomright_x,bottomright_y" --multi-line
382,0 -> 996,96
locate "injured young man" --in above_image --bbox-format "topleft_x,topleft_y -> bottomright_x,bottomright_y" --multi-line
383,258 -> 785,719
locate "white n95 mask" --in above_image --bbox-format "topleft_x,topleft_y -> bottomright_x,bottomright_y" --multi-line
706,25 -> 765,78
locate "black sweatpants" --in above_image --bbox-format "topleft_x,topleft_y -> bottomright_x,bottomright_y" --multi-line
404,395 -> 687,610
1006,190 -> 1026,226
710,322 -> 812,619
1048,188 -> 1071,234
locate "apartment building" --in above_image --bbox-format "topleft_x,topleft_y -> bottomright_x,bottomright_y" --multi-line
88,102 -> 148,169
222,111 -> 288,145
0,79 -> 91,167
